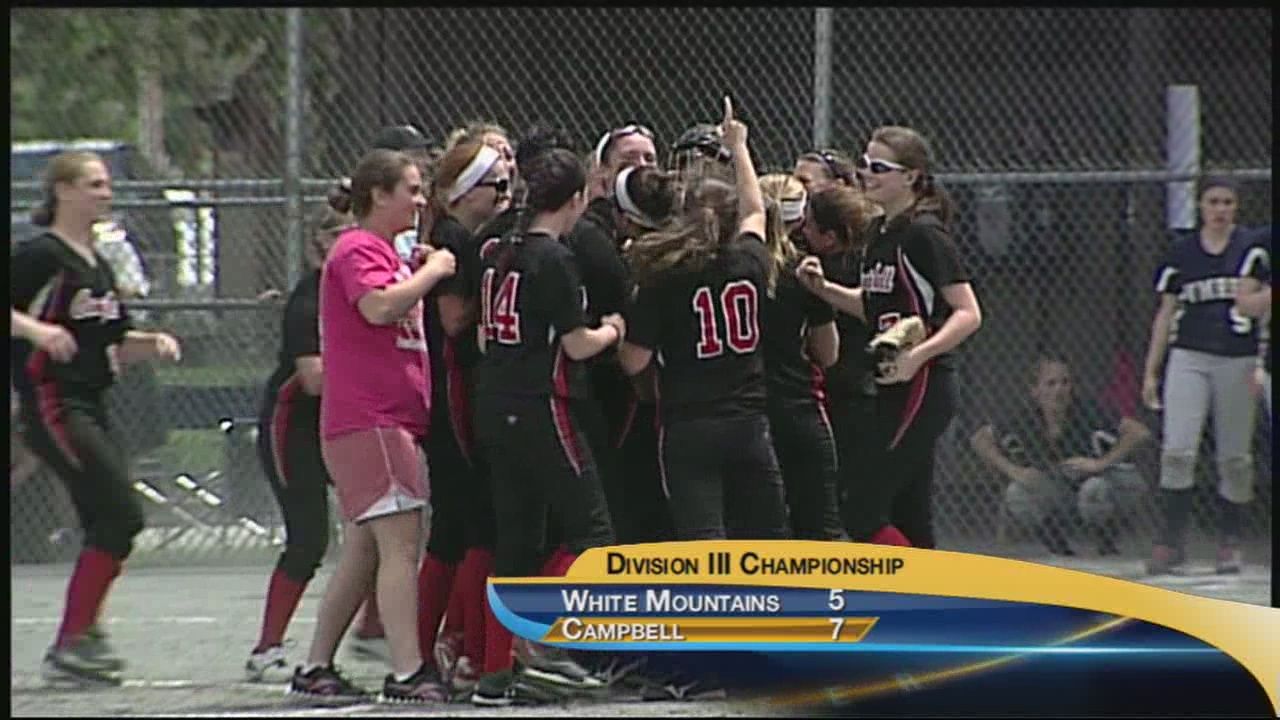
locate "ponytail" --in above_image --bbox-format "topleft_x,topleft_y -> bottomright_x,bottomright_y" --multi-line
30,195 -> 56,226
418,190 -> 446,247
327,177 -> 353,214
911,173 -> 955,234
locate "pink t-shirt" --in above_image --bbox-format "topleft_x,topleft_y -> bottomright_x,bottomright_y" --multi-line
320,228 -> 431,440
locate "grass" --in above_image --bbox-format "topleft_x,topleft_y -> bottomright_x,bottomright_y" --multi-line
143,429 -> 227,475
155,366 -> 264,387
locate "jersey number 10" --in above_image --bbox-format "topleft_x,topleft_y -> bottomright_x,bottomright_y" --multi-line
480,268 -> 522,345
692,281 -> 760,359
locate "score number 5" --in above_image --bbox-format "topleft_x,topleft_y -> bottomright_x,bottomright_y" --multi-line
829,590 -> 845,640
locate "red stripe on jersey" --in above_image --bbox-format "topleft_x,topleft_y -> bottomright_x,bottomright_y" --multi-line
24,274 -> 79,469
549,397 -> 584,477
653,372 -> 669,499
27,353 -> 81,470
551,345 -> 570,399
271,374 -> 302,486
809,361 -> 827,404
444,338 -> 474,463
614,395 -> 638,450
889,247 -> 930,451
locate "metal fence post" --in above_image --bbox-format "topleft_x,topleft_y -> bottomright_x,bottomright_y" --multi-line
284,8 -> 305,292
812,7 -> 833,150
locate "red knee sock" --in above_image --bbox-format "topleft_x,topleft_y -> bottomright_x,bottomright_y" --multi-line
539,545 -> 578,577
459,548 -> 494,662
443,579 -> 466,638
254,568 -> 308,652
416,554 -> 457,658
355,589 -> 384,639
869,525 -> 913,547
57,548 -> 122,649
482,586 -> 514,675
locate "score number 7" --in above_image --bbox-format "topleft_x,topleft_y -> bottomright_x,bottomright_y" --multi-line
829,590 -> 845,640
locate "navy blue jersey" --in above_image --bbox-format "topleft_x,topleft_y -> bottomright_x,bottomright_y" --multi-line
11,232 -> 133,399
1154,226 -> 1270,358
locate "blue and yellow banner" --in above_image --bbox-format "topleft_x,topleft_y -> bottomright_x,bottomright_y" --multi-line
490,541 -> 1279,714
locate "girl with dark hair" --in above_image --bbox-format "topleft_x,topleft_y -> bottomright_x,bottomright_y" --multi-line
245,183 -> 354,681
799,185 -> 879,538
793,148 -> 857,194
798,125 -> 982,549
12,152 -> 182,685
1142,178 -> 1269,575
471,148 -> 623,706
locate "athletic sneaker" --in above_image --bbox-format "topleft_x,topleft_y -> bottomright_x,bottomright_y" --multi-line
380,663 -> 448,704
348,634 -> 391,664
594,656 -> 662,701
588,653 -> 647,687
432,630 -> 463,684
245,644 -> 290,682
513,638 -> 606,692
470,668 -> 566,707
74,624 -> 127,671
1145,544 -> 1187,575
640,671 -> 727,701
450,655 -> 481,694
41,638 -> 124,686
289,664 -> 367,699
1215,544 -> 1243,574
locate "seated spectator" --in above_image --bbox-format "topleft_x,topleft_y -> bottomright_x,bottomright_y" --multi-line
970,354 -> 1152,556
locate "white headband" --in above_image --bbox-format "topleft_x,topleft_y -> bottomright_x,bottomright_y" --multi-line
592,131 -> 612,167
779,191 -> 807,224
614,167 -> 663,230
447,146 -> 501,203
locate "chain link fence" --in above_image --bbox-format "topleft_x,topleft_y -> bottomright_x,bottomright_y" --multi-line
10,8 -> 1272,569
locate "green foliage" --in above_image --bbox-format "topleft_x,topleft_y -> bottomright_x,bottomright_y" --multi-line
10,8 -> 287,177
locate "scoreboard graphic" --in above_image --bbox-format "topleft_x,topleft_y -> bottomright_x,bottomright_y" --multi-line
490,541 -> 1280,715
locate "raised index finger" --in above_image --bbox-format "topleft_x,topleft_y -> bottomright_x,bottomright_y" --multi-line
722,95 -> 733,125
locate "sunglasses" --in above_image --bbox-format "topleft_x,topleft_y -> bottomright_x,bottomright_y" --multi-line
474,178 -> 511,194
597,124 -> 656,164
611,124 -> 655,142
856,153 -> 909,175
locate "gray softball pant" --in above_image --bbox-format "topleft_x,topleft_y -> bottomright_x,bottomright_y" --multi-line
1159,348 -> 1257,502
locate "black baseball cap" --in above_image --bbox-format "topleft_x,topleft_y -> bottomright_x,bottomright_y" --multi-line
370,124 -> 431,152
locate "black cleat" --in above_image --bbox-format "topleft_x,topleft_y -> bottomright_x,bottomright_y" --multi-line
289,664 -> 367,700
380,662 -> 448,704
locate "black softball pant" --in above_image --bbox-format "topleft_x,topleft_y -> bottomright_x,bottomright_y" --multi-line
474,393 -> 615,578
842,368 -> 956,548
659,413 -> 790,541
257,408 -> 330,583
616,402 -> 673,544
20,390 -> 144,560
424,403 -> 496,564
827,391 -> 877,515
768,398 -> 846,541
